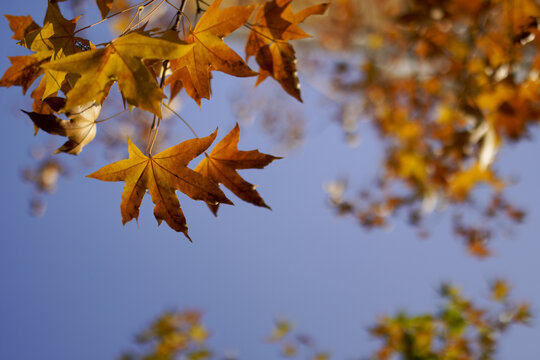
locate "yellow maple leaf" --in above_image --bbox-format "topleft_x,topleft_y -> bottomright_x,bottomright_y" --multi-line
166,0 -> 257,105
15,2 -> 92,98
43,32 -> 194,116
87,130 -> 232,239
19,2 -> 88,55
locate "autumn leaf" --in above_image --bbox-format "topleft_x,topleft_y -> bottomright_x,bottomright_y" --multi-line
245,0 -> 328,101
3,3 -> 92,99
43,32 -> 194,116
30,77 -> 57,115
194,123 -> 280,215
4,14 -> 40,41
87,130 -> 232,239
22,100 -> 101,155
19,2 -> 89,55
0,52 -> 51,94
166,0 -> 257,105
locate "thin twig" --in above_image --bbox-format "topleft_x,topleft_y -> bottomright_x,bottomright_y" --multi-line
119,5 -> 145,35
165,0 -> 193,31
95,109 -> 128,123
244,22 -> 278,44
195,0 -> 210,22
162,102 -> 199,138
122,0 -> 167,36
75,0 -> 154,34
146,0 -> 188,156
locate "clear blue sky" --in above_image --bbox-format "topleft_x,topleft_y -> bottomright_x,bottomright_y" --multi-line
1,1 -> 540,359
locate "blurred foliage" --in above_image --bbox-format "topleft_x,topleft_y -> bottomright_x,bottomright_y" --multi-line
118,310 -> 214,360
267,319 -> 331,360
370,280 -> 531,360
309,0 -> 540,256
122,280 -> 530,360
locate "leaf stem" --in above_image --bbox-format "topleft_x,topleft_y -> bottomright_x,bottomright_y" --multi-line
195,0 -> 210,22
244,22 -> 279,44
146,0 -> 188,156
121,0 -> 167,36
95,109 -> 128,123
165,0 -> 193,32
162,102 -> 199,138
75,0 -> 155,34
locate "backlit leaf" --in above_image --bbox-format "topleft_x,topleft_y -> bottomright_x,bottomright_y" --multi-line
22,100 -> 101,155
166,0 -> 257,105
87,130 -> 232,239
44,32 -> 194,116
245,0 -> 328,101
194,123 -> 280,215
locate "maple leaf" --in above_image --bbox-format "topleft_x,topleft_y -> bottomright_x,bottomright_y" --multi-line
3,3 -> 92,99
245,0 -> 328,101
0,52 -> 51,94
30,3 -> 90,85
87,131 -> 232,239
166,0 -> 257,105
4,14 -> 40,41
43,32 -> 194,116
194,123 -> 280,215
22,100 -> 101,155
19,3 -> 88,55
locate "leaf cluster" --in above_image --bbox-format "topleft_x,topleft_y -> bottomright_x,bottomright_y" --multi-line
121,281 -> 531,360
1,0 -> 327,237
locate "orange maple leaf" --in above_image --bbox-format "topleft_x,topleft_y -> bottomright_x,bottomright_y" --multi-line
245,0 -> 328,101
195,124 -> 280,215
4,14 -> 40,41
0,52 -> 50,94
166,0 -> 257,105
87,130 -> 232,239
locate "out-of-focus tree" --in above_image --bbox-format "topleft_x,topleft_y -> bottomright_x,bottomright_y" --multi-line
118,310 -> 214,360
370,280 -> 531,360
120,281 -> 530,360
311,0 -> 539,257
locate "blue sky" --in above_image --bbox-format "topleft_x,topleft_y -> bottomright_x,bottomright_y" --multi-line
1,1 -> 540,359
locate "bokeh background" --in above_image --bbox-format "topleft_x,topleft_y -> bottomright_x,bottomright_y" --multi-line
1,1 -> 540,359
